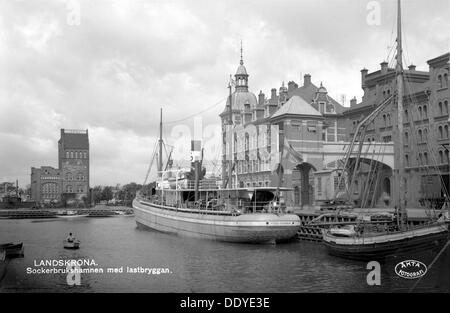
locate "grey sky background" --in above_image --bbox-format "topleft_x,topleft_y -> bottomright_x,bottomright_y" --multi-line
0,0 -> 449,187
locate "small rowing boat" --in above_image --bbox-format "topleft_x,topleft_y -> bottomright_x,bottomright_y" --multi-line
0,243 -> 24,257
63,239 -> 80,249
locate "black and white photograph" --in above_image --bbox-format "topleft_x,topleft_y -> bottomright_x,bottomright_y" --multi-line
0,0 -> 449,300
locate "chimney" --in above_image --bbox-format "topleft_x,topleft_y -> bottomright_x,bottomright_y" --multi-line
408,64 -> 416,71
303,74 -> 311,87
287,81 -> 298,93
258,91 -> 265,106
380,61 -> 388,74
271,88 -> 277,100
361,68 -> 368,89
350,97 -> 357,107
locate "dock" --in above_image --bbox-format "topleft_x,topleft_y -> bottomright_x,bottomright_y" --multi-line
0,206 -> 134,219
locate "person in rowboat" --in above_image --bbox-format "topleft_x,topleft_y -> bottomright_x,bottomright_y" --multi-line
66,233 -> 75,243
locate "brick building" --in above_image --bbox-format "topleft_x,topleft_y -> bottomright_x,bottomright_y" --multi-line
30,129 -> 90,206
221,51 -> 449,210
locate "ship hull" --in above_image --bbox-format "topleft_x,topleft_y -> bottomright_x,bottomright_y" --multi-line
323,224 -> 449,261
133,199 -> 300,243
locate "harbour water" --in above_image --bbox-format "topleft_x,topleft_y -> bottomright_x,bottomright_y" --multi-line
0,217 -> 449,293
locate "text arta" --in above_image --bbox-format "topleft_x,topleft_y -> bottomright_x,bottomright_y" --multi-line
224,297 -> 270,308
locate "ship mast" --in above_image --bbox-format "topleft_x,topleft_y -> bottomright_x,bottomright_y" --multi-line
227,78 -> 233,188
394,0 -> 406,228
158,108 -> 163,178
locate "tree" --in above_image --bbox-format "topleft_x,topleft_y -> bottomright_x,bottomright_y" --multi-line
101,186 -> 113,202
92,186 -> 103,204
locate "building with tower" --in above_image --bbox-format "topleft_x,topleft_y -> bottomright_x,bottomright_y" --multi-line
31,129 -> 90,207
220,46 -> 449,210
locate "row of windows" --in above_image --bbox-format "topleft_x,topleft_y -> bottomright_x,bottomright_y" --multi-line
42,183 -> 58,193
65,151 -> 88,159
403,125 -> 448,143
65,185 -> 86,193
405,150 -> 449,167
236,159 -> 271,174
65,172 -> 86,181
243,181 -> 270,188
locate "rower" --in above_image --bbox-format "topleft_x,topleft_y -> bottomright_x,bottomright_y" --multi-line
66,233 -> 75,243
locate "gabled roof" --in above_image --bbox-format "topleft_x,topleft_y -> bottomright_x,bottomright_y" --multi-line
271,95 -> 322,119
288,83 -> 346,114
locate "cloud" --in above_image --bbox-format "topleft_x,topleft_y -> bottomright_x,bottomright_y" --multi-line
0,0 -> 448,187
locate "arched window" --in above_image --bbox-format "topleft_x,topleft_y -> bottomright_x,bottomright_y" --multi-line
404,109 -> 409,122
446,150 -> 449,164
418,106 -> 422,120
418,129 -> 423,142
70,151 -> 73,158
439,102 -> 443,115
445,100 -> 449,115
405,154 -> 409,167
387,114 -> 391,126
423,105 -> 427,118
424,152 -> 428,165
438,75 -> 443,88
418,153 -> 423,165
66,152 -> 69,158
445,125 -> 449,138
424,128 -> 428,139
383,114 -> 387,127
84,152 -> 87,159
439,125 -> 443,139
439,150 -> 444,164
445,73 -> 448,88
405,131 -> 409,143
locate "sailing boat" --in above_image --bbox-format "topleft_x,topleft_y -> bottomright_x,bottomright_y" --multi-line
132,108 -> 301,243
322,0 -> 449,260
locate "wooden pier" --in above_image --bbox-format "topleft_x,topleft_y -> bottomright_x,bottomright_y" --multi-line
0,206 -> 134,219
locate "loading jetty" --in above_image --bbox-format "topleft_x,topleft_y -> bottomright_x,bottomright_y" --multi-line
0,206 -> 133,219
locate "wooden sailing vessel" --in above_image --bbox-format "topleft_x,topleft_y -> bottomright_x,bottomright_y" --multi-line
323,0 -> 449,260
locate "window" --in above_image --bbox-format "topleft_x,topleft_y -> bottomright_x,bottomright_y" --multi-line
418,106 -> 422,120
423,105 -> 427,118
439,125 -> 443,139
424,152 -> 428,165
66,172 -> 73,181
439,151 -> 444,164
70,151 -> 73,158
445,125 -> 449,139
405,131 -> 409,143
66,185 -> 73,193
439,102 -> 443,115
445,73 -> 448,88
418,129 -> 423,142
445,100 -> 449,115
83,152 -> 87,159
405,154 -> 409,167
438,75 -> 443,88
66,152 -> 69,158
404,109 -> 409,122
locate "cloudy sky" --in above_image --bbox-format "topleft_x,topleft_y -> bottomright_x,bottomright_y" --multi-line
0,0 -> 448,187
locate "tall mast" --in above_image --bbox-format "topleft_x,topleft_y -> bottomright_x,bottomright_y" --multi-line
395,0 -> 406,227
227,78 -> 233,187
158,108 -> 163,178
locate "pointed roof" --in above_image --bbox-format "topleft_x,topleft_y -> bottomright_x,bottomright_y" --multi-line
271,95 -> 322,119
